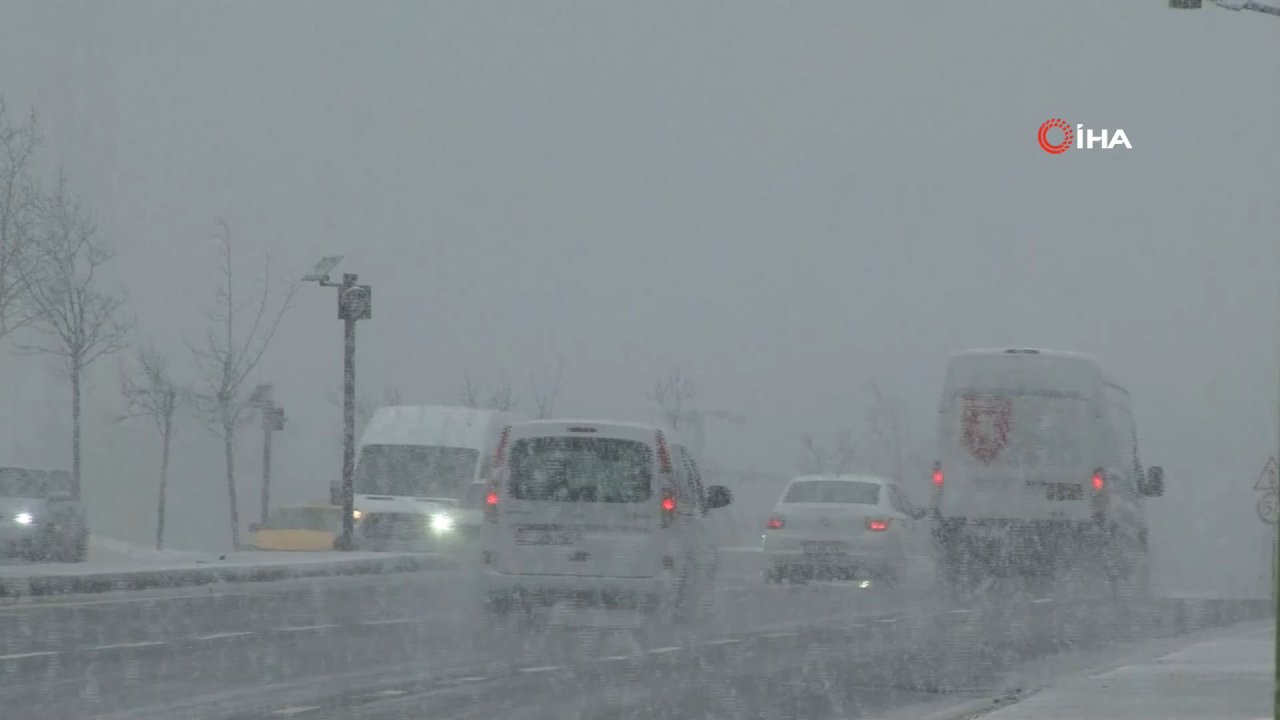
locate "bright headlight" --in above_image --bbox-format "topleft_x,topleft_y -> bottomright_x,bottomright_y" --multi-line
14,512 -> 34,525
429,513 -> 454,534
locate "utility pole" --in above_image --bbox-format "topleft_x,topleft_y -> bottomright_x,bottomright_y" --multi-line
303,257 -> 371,550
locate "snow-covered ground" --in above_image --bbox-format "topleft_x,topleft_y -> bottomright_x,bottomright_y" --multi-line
88,535 -> 214,564
973,621 -> 1272,720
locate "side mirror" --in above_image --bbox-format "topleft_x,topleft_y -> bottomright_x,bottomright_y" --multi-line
248,522 -> 261,533
705,485 -> 732,510
1141,466 -> 1165,497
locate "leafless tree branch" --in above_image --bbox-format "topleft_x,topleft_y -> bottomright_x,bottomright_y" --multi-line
20,174 -> 133,494
187,219 -> 293,549
529,355 -> 564,419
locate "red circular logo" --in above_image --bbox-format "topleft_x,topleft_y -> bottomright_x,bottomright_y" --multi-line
1037,118 -> 1073,155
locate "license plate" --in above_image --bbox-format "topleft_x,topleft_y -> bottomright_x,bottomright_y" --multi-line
516,527 -> 572,545
803,541 -> 847,556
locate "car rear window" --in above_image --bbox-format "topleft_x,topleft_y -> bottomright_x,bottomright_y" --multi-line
509,436 -> 653,503
784,480 -> 880,505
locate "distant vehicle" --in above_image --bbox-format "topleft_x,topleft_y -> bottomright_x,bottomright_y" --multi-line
351,405 -> 525,552
249,506 -> 342,551
480,420 -> 733,619
0,467 -> 88,563
930,348 -> 1164,590
761,474 -> 930,585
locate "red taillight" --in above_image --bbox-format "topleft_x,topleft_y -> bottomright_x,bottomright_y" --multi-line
1091,469 -> 1105,492
866,518 -> 890,532
484,489 -> 499,523
766,514 -> 784,530
932,462 -> 944,487
660,487 -> 676,527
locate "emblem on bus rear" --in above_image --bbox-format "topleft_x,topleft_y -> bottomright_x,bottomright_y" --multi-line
962,394 -> 1012,464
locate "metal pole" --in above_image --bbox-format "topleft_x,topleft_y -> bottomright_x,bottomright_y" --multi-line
340,273 -> 357,550
261,412 -> 272,524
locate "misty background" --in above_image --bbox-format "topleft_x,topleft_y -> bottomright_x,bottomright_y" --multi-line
0,2 -> 1275,596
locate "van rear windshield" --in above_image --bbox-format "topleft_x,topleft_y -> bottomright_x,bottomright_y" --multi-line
950,392 -> 1095,468
509,437 -> 653,503
784,481 -> 880,505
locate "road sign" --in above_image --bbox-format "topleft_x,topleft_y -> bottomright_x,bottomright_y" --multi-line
1255,456 -> 1278,491
1259,492 -> 1278,524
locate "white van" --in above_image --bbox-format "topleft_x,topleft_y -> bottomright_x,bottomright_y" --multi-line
480,420 -> 732,617
930,348 -> 1164,587
351,405 -> 524,551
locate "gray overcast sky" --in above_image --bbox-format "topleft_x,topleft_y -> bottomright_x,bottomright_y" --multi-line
0,2 -> 1276,589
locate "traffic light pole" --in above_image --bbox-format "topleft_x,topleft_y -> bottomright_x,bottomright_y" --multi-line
261,417 -> 273,524
340,273 -> 357,549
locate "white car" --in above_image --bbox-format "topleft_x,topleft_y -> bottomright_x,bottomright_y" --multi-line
480,419 -> 732,618
761,474 -> 930,585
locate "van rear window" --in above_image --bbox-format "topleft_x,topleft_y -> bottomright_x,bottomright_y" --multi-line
509,437 -> 653,503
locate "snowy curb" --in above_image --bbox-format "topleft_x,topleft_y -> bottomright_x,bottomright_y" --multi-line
0,552 -> 456,598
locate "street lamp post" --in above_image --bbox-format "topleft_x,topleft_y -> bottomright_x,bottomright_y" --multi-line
303,257 -> 372,550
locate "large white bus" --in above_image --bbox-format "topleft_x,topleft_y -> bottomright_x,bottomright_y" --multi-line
350,405 -> 524,550
930,348 -> 1164,589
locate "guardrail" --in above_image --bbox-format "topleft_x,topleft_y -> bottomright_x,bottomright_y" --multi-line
0,552 -> 457,598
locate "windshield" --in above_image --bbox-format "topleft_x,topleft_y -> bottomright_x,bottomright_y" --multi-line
354,445 -> 479,498
784,480 -> 881,505
509,436 -> 653,503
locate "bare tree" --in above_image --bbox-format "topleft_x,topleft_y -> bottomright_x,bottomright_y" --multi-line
529,356 -> 564,419
119,345 -> 180,550
460,376 -> 482,408
0,99 -> 41,341
188,219 -> 294,549
797,430 -> 858,475
648,369 -> 696,432
487,379 -> 518,412
863,381 -> 924,485
460,376 -> 520,412
20,176 -> 133,496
